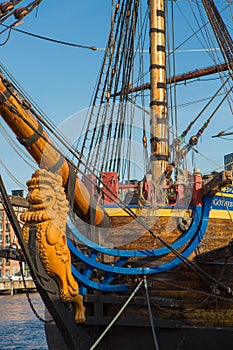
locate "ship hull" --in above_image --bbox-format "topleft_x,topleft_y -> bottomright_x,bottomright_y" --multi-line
45,189 -> 233,350
45,321 -> 233,350
45,257 -> 233,350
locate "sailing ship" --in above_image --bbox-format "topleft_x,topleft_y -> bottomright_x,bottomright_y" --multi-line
0,0 -> 232,349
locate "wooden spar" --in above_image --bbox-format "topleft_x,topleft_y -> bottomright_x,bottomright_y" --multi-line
113,62 -> 231,96
167,62 -> 231,84
212,130 -> 233,138
0,74 -> 109,227
149,0 -> 168,181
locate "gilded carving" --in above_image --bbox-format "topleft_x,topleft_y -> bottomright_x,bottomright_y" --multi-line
21,169 -> 85,323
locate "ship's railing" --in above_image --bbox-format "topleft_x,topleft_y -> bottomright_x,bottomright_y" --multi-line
67,194 -> 212,294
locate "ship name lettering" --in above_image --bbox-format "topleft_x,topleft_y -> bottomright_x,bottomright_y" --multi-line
213,198 -> 233,208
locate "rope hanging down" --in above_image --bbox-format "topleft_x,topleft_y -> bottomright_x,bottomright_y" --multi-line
89,278 -> 143,350
144,276 -> 160,350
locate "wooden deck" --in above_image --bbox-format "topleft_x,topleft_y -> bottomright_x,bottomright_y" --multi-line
0,278 -> 36,295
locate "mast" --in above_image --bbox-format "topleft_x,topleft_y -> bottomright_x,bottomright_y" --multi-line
149,0 -> 168,181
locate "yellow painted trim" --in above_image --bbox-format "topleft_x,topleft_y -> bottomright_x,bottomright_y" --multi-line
209,209 -> 233,219
105,207 -> 192,217
106,206 -> 233,220
214,192 -> 233,198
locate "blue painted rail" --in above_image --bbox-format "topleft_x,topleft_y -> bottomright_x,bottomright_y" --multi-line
67,195 -> 212,293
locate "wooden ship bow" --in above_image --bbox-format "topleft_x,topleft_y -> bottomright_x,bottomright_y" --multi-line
0,71 -> 109,227
0,1 -> 233,350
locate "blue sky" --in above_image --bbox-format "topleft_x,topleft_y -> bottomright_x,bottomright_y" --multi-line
0,1 -> 112,116
0,1 -> 113,191
0,1 -> 232,192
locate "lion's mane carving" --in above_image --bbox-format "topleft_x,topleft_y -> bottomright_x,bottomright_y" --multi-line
21,169 -> 85,323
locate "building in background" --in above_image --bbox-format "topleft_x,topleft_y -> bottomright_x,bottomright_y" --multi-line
224,153 -> 233,172
0,191 -> 28,278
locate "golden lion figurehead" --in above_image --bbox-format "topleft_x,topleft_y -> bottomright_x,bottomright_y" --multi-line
21,169 -> 86,323
22,169 -> 69,232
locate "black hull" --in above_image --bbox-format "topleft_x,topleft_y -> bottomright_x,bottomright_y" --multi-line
45,322 -> 233,350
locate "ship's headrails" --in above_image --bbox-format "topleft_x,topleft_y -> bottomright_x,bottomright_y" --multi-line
67,193 -> 213,293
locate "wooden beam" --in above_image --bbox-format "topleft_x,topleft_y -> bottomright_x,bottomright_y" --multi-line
113,62 -> 231,96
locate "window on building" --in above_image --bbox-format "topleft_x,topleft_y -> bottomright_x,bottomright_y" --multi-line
5,234 -> 10,244
18,207 -> 26,213
6,223 -> 10,232
0,234 -> 2,244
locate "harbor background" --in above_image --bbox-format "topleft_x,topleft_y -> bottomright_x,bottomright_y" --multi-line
0,292 -> 48,349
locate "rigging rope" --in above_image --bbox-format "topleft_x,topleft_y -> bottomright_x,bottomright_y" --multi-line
144,276 -> 160,350
197,85 -> 233,135
180,75 -> 231,139
89,278 -> 143,350
0,0 -> 44,36
181,84 -> 233,158
0,158 -> 27,189
176,0 -> 232,117
201,0 -> 233,67
0,23 -> 98,50
0,122 -> 36,169
78,0 -> 122,170
79,0 -> 143,181
194,1 -> 233,111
